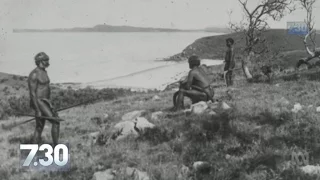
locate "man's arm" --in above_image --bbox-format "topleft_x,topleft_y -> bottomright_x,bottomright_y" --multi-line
28,72 -> 41,113
185,70 -> 194,90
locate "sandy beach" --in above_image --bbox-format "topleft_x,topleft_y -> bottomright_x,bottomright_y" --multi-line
82,59 -> 223,91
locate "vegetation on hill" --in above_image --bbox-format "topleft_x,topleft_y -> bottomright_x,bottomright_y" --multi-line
168,29 -> 320,68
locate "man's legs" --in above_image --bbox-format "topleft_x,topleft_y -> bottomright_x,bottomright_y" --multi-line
33,117 -> 45,144
176,89 -> 207,110
226,70 -> 233,86
38,100 -> 60,147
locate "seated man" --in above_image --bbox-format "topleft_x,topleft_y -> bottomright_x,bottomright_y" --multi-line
174,55 -> 214,110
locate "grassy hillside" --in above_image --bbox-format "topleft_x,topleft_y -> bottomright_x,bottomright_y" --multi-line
167,29 -> 320,69
1,68 -> 320,179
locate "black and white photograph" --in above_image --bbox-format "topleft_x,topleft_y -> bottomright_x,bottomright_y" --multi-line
1,0 -> 320,179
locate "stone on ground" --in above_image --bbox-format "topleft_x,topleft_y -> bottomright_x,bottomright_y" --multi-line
291,103 -> 303,113
112,117 -> 155,141
152,95 -> 161,101
300,165 -> 320,175
92,169 -> 116,180
151,111 -> 164,121
317,106 -> 320,113
221,102 -> 231,110
191,101 -> 208,114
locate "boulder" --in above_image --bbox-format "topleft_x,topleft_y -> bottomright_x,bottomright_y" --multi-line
104,113 -> 109,119
151,111 -> 164,121
191,101 -> 208,114
89,131 -> 100,145
291,103 -> 303,113
112,117 -> 155,141
278,97 -> 290,105
317,106 -> 320,113
134,117 -> 155,132
121,110 -> 146,121
152,95 -> 161,101
112,121 -> 139,141
300,165 -> 320,175
92,169 -> 116,180
221,102 -> 231,110
125,167 -> 150,180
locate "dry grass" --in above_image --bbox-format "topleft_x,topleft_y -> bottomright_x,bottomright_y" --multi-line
0,69 -> 320,180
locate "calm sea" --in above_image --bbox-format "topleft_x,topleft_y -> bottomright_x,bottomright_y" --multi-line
0,32 -> 223,83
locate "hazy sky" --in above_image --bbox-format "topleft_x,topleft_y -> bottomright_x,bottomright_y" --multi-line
1,0 -> 320,31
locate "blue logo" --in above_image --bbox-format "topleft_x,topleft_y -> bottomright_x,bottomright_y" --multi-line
287,22 -> 308,35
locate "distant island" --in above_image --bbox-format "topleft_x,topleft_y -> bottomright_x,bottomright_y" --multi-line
13,24 -> 231,33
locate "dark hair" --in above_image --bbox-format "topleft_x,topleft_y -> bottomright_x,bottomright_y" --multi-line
34,52 -> 49,66
188,55 -> 200,67
226,38 -> 234,45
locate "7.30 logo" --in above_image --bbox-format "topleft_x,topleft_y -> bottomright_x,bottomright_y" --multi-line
20,144 -> 70,171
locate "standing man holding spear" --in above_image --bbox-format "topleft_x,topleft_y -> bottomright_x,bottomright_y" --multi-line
28,52 -> 60,147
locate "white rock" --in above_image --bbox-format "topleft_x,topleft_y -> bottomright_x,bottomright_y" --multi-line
300,165 -> 320,175
291,103 -> 303,113
112,117 -> 155,141
113,121 -> 139,141
221,102 -> 231,110
308,105 -> 314,108
278,97 -> 290,105
89,131 -> 100,144
152,95 -> 161,101
191,101 -> 208,114
92,169 -> 116,180
121,110 -> 145,121
225,154 -> 231,159
151,111 -> 164,121
134,117 -> 155,132
275,84 -> 280,87
125,167 -> 150,180
317,106 -> 320,112
104,113 -> 109,119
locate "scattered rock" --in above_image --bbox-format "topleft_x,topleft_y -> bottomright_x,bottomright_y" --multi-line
278,97 -> 290,105
300,165 -> 320,175
112,117 -> 155,141
125,167 -> 150,180
92,169 -> 116,180
225,154 -> 231,160
112,121 -> 139,141
152,95 -> 161,101
193,161 -> 211,174
191,101 -> 208,114
151,111 -> 164,121
308,105 -> 314,108
275,84 -> 280,87
121,110 -> 146,121
221,102 -> 231,110
291,103 -> 303,113
104,113 -> 109,119
317,106 -> 320,113
134,117 -> 155,132
89,131 -> 100,145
